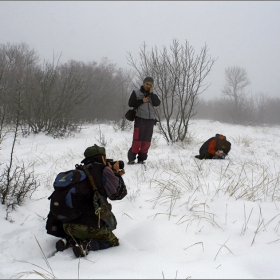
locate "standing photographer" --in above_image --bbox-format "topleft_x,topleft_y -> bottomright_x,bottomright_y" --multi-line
127,76 -> 161,164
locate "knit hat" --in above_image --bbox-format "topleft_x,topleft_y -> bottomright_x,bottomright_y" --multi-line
84,144 -> 106,158
143,76 -> 154,85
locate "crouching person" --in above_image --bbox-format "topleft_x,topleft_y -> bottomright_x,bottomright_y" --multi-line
195,134 -> 231,160
49,144 -> 127,258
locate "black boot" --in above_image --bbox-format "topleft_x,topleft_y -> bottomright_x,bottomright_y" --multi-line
72,239 -> 97,257
72,239 -> 110,257
56,236 -> 76,252
72,242 -> 89,258
86,239 -> 110,251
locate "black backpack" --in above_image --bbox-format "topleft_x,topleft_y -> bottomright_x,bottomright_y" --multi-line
46,164 -> 117,238
49,169 -> 86,222
46,169 -> 86,238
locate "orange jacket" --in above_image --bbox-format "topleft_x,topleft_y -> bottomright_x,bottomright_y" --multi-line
207,134 -> 226,155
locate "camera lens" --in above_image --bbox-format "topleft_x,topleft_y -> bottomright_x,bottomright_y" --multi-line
106,159 -> 124,169
119,160 -> 124,169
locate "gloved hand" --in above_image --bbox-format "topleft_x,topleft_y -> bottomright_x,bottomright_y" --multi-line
107,161 -> 119,173
118,169 -> 125,176
215,151 -> 224,157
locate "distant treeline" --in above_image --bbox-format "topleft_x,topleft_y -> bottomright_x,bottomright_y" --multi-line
1,42 -> 279,139
194,66 -> 280,126
0,42 -> 133,137
195,95 -> 280,126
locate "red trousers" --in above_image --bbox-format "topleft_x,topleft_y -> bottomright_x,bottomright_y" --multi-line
128,117 -> 155,162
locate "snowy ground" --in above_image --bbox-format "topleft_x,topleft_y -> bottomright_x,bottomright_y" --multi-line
0,119 -> 280,279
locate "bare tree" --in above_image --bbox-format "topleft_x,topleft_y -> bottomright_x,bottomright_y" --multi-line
0,43 -> 136,128
127,39 -> 217,143
18,56 -> 91,137
222,66 -> 251,123
78,58 -> 132,122
195,93 -> 280,126
0,80 -> 39,216
0,42 -> 39,124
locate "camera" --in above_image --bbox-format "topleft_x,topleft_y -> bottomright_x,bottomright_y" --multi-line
106,159 -> 125,170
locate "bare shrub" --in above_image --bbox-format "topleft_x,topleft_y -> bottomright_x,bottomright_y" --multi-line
127,39 -> 217,143
94,124 -> 112,147
0,164 -> 39,210
113,118 -> 132,132
0,86 -> 39,218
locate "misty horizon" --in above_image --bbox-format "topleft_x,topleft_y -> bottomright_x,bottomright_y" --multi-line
1,1 -> 280,100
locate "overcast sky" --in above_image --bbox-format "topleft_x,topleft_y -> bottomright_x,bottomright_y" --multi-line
1,1 -> 280,100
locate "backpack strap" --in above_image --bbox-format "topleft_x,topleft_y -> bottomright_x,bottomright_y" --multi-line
81,164 -> 103,228
81,164 -> 97,191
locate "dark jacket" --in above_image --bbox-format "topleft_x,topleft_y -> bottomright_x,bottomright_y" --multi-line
128,86 -> 160,120
199,134 -> 231,158
65,161 -> 127,228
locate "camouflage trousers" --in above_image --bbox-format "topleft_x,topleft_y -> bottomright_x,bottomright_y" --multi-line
63,223 -> 119,247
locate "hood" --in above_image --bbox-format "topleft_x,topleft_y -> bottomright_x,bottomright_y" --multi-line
216,134 -> 226,140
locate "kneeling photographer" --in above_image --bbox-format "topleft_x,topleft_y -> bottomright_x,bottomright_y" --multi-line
56,144 -> 127,257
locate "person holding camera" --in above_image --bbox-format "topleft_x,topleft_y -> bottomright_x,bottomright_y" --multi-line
58,144 -> 127,257
195,134 -> 231,160
127,76 -> 161,164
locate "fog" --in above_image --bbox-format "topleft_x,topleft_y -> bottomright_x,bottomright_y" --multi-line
1,1 -> 280,100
